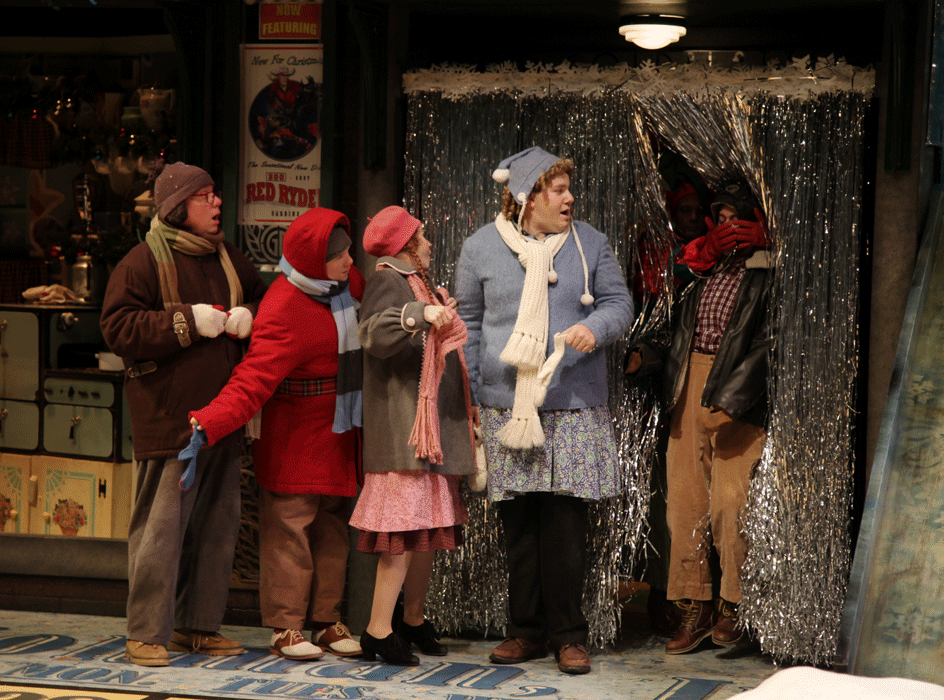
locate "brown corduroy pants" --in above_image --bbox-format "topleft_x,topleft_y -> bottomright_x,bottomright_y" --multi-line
665,352 -> 766,604
258,489 -> 350,630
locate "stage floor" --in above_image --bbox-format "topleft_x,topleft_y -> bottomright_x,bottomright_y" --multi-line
0,608 -> 778,700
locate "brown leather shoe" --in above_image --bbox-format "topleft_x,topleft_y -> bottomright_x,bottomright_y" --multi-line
314,622 -> 362,657
665,599 -> 716,655
170,628 -> 244,656
712,599 -> 743,646
555,643 -> 591,674
270,628 -> 323,660
489,637 -> 548,664
126,640 -> 169,667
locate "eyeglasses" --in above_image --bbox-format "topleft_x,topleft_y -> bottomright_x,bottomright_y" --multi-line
189,190 -> 220,205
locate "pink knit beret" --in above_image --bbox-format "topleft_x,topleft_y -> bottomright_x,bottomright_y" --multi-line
363,205 -> 421,257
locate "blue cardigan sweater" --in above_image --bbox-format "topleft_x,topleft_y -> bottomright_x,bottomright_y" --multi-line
456,218 -> 633,411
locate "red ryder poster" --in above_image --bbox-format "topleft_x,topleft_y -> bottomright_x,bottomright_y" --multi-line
239,43 -> 322,234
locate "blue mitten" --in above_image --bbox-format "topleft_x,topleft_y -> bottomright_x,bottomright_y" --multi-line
177,428 -> 206,491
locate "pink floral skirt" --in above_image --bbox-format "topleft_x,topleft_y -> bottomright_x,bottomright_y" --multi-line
350,470 -> 468,554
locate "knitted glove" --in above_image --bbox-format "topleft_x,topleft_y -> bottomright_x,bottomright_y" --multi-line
733,208 -> 768,249
225,306 -> 253,339
702,219 -> 740,258
177,427 -> 207,490
684,219 -> 739,271
192,304 -> 227,338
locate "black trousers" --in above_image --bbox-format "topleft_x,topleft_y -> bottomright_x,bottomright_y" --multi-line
497,492 -> 589,648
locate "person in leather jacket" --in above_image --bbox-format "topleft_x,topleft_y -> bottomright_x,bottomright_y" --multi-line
628,181 -> 772,655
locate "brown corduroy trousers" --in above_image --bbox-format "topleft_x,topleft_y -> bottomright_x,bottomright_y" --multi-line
665,352 -> 766,604
258,489 -> 350,630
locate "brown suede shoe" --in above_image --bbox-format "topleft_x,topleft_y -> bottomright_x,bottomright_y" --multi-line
712,599 -> 743,646
126,640 -> 169,667
489,637 -> 548,664
170,628 -> 244,656
555,643 -> 591,674
665,599 -> 716,655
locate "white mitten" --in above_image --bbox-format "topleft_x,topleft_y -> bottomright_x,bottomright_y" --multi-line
192,304 -> 227,338
225,306 -> 253,339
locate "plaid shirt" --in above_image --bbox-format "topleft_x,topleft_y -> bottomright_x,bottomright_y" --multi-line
693,259 -> 747,354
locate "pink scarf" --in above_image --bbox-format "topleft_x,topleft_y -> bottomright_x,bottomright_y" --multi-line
405,274 -> 476,465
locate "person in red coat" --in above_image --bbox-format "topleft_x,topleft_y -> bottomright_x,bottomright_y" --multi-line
190,207 -> 364,661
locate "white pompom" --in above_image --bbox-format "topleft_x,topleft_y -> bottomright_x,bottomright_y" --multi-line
580,293 -> 594,306
492,168 -> 510,184
547,270 -> 558,283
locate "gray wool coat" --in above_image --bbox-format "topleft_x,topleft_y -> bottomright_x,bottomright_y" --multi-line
358,256 -> 477,476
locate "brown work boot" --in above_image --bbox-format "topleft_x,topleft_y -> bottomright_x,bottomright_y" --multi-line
170,628 -> 244,656
555,643 -> 591,674
665,599 -> 716,654
712,598 -> 743,646
489,637 -> 548,664
126,640 -> 169,666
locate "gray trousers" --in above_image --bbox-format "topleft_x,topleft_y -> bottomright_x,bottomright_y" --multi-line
126,435 -> 242,645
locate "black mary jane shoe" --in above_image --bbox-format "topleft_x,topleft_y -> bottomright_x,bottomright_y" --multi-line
398,620 -> 448,656
360,631 -> 419,666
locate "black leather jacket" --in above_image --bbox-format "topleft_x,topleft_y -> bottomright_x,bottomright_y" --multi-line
634,258 -> 772,427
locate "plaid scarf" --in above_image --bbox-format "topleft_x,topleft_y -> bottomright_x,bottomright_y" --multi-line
145,215 -> 243,310
279,256 -> 362,433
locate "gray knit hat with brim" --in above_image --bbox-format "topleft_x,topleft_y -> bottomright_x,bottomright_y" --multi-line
155,162 -> 215,221
493,147 -> 560,205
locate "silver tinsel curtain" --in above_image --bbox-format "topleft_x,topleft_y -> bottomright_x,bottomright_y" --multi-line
402,59 -> 872,665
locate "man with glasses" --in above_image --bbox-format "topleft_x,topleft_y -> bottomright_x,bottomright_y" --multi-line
101,162 -> 267,666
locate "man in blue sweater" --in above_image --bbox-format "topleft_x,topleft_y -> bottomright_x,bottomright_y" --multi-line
456,147 -> 632,675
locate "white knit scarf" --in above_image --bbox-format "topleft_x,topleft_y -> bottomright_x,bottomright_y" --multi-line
494,213 -> 570,448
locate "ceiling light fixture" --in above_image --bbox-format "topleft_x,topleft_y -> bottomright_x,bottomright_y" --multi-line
619,15 -> 687,51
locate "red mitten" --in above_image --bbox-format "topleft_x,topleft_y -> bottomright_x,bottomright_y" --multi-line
733,208 -> 768,249
684,221 -> 739,271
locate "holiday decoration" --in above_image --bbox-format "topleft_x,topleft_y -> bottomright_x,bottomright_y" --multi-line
403,57 -> 872,665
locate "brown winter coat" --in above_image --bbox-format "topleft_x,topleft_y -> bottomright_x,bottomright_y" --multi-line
100,240 -> 267,459
358,257 -> 476,476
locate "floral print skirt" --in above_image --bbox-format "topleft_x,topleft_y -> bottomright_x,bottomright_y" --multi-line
480,404 -> 621,502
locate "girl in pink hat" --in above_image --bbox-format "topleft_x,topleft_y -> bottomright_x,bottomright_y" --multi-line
351,205 -> 478,665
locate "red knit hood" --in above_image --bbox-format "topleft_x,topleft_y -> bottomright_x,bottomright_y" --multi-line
282,207 -> 350,279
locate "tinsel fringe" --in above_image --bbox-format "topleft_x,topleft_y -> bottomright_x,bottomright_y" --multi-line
406,61 -> 867,663
403,57 -> 874,99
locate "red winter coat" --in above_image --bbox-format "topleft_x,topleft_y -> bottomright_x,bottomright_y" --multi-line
190,208 -> 364,496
